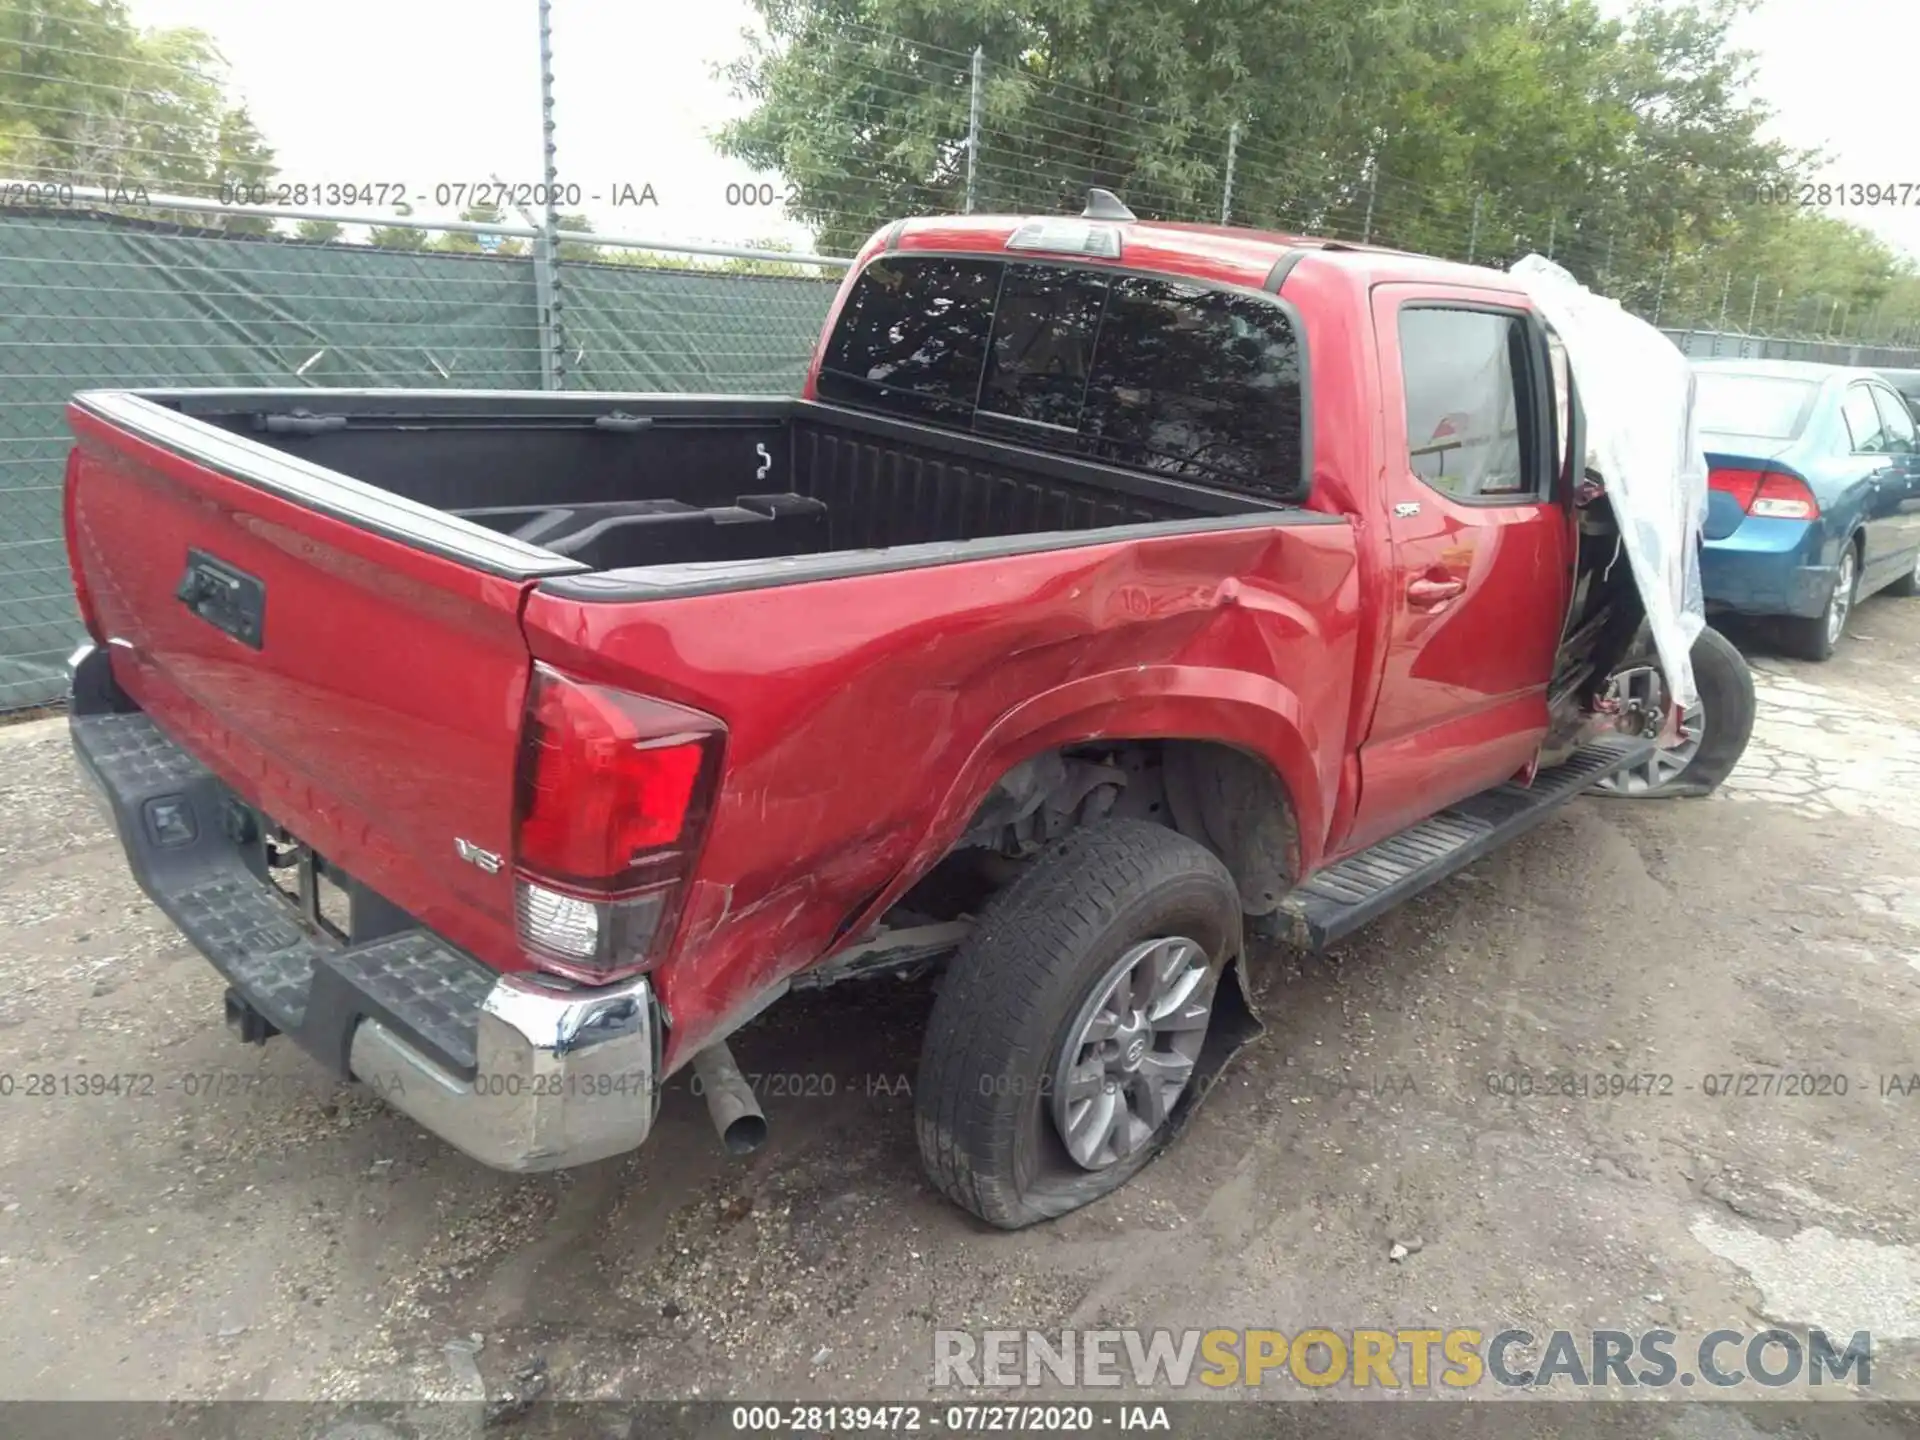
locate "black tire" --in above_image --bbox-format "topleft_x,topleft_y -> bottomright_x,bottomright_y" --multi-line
1887,546 -> 1920,598
1777,538 -> 1858,661
914,820 -> 1241,1230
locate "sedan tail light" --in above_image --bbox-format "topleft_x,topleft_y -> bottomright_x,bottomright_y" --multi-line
1749,471 -> 1821,520
512,663 -> 724,983
1709,465 -> 1820,521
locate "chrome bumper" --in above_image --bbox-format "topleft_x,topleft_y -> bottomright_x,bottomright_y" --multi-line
69,641 -> 661,1174
349,970 -> 659,1173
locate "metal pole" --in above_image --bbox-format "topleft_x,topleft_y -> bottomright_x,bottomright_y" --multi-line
1717,270 -> 1732,331
1220,122 -> 1240,225
965,46 -> 983,214
1361,164 -> 1378,243
536,0 -> 563,389
1467,194 -> 1482,264
1746,276 -> 1760,333
1653,248 -> 1671,326
1546,213 -> 1557,259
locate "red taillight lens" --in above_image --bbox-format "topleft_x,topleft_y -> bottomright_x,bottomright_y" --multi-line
1708,467 -> 1764,513
512,664 -> 723,981
1750,471 -> 1820,520
1708,466 -> 1820,521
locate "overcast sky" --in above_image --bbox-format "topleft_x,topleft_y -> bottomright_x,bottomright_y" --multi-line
124,0 -> 1915,261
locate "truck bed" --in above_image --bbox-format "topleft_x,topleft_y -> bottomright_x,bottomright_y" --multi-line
96,390 -> 1282,577
65,382 -> 1355,1075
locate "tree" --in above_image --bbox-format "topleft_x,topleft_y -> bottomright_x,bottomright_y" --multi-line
717,0 -> 1448,254
294,218 -> 343,243
432,202 -> 525,257
714,0 -> 1920,340
367,201 -> 431,251
554,211 -> 600,263
719,236 -> 819,277
0,0 -> 276,230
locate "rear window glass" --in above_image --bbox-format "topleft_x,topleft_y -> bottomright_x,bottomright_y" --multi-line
816,255 -> 1306,500
1693,372 -> 1819,441
816,256 -> 1000,425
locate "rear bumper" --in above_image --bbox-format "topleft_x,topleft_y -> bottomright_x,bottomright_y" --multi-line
1701,516 -> 1834,619
68,643 -> 659,1172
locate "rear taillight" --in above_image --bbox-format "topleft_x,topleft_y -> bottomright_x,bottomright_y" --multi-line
63,449 -> 103,642
1708,467 -> 1764,512
512,663 -> 723,983
1709,466 -> 1820,521
1750,471 -> 1820,520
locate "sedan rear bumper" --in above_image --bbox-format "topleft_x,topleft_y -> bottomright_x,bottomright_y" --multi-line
1702,516 -> 1835,619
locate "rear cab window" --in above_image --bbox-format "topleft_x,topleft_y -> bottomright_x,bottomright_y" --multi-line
817,254 -> 1308,502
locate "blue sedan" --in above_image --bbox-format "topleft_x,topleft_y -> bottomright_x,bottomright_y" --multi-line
1694,359 -> 1920,660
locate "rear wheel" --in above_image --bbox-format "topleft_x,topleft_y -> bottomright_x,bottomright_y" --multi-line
914,821 -> 1239,1229
1778,541 -> 1856,662
1887,544 -> 1920,598
1592,625 -> 1754,799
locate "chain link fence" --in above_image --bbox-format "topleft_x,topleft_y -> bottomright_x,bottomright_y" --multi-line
0,202 -> 843,711
5,5 -> 1920,710
715,23 -> 1920,350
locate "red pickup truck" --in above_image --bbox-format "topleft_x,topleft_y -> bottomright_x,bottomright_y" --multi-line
62,193 -> 1748,1228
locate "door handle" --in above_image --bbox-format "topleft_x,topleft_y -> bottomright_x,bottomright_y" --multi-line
1407,577 -> 1465,607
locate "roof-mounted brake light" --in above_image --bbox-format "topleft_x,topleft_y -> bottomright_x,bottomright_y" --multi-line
1006,219 -> 1122,259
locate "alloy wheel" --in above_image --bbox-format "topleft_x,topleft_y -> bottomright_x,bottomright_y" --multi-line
1051,936 -> 1213,1170
1593,665 -> 1705,795
1827,547 -> 1856,647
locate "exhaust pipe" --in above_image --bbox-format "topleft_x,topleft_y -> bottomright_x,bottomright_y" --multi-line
692,1041 -> 768,1156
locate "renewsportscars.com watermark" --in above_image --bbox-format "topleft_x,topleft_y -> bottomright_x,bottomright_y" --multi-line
932,1328 -> 1874,1392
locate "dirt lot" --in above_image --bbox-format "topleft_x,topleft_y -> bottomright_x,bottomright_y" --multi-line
1,596 -> 1918,1437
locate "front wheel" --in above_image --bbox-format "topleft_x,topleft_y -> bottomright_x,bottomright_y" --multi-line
914,821 -> 1240,1229
1592,625 -> 1755,798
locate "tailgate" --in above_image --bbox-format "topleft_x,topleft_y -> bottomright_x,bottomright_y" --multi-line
65,392 -> 584,969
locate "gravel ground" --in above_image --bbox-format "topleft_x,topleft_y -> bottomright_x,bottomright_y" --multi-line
1,596 -> 1918,1438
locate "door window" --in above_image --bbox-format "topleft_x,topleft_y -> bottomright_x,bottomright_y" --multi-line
1870,386 -> 1917,455
1841,384 -> 1889,454
1398,308 -> 1535,500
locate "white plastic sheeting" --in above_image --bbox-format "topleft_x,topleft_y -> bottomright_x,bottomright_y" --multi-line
1508,254 -> 1709,711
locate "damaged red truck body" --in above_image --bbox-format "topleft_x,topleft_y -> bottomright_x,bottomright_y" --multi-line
63,196 -> 1670,1227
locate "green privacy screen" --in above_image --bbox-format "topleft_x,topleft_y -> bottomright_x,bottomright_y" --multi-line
0,208 -> 838,711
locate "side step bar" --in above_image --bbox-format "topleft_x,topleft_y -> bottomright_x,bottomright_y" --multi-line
1272,735 -> 1656,950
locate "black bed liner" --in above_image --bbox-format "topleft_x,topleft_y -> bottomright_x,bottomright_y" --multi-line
74,387 -> 1331,597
